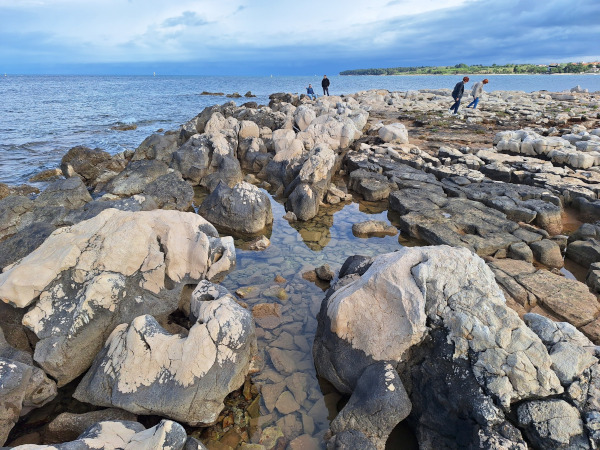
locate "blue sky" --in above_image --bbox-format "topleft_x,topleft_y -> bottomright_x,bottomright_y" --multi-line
1,0 -> 599,75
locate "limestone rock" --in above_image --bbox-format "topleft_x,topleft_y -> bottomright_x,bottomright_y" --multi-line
315,246 -> 562,406
518,400 -> 588,449
131,133 -> 180,164
0,357 -> 57,446
61,145 -> 127,188
329,362 -> 411,450
530,239 -> 564,268
44,408 -> 137,444
352,220 -> 397,237
74,294 -> 256,425
567,239 -> 600,270
198,181 -> 273,234
104,159 -> 170,196
13,419 -> 190,450
0,209 -> 235,386
36,177 -> 92,209
378,123 -> 409,144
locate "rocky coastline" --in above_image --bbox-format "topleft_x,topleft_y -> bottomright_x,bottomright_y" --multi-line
1,85 -> 600,449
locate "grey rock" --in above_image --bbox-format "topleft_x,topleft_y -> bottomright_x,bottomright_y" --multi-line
104,159 -> 170,196
518,399 -> 588,449
13,419 -> 189,450
338,255 -> 373,279
0,221 -> 56,271
550,342 -> 597,385
61,146 -> 127,189
327,429 -> 376,449
567,239 -> 600,270
316,264 -> 334,281
131,133 -> 180,164
142,171 -> 194,211
198,181 -> 273,234
74,295 -> 256,425
36,177 -> 92,209
329,362 -> 411,449
44,408 -> 138,444
530,239 -> 564,268
508,242 -> 534,263
0,357 -> 57,446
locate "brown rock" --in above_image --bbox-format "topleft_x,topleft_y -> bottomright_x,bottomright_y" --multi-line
275,391 -> 300,415
253,303 -> 282,329
288,434 -> 320,450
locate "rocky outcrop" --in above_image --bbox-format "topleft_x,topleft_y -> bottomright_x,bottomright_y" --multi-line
0,330 -> 57,446
104,159 -> 171,196
131,133 -> 180,164
285,144 -> 337,221
489,259 -> 600,330
74,291 -> 256,425
314,246 -> 563,447
0,209 -> 235,386
11,419 -> 200,450
61,145 -> 128,189
198,181 -> 273,234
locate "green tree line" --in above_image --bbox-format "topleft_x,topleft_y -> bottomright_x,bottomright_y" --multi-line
340,63 -> 592,76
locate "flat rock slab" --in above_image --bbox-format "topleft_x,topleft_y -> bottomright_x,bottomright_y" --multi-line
490,259 -> 600,330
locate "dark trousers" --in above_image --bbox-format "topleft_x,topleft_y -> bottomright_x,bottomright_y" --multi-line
323,87 -> 329,96
450,97 -> 461,114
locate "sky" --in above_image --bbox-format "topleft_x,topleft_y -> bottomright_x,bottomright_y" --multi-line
1,0 -> 599,75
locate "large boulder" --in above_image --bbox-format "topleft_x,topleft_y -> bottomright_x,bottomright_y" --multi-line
12,419 -> 196,450
141,171 -> 194,211
378,123 -> 409,144
131,133 -> 180,164
74,294 -> 256,425
314,246 -> 563,447
35,177 -> 92,209
198,181 -> 273,234
104,159 -> 170,196
61,146 -> 128,189
0,209 -> 236,386
285,144 -> 336,221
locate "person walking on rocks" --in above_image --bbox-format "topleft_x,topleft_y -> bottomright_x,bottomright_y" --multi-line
467,78 -> 488,109
322,75 -> 330,96
449,76 -> 469,114
306,84 -> 317,100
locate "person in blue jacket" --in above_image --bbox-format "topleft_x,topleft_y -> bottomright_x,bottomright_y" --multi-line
449,76 -> 469,114
306,84 -> 317,100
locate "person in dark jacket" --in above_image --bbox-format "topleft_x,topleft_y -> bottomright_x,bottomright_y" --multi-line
321,75 -> 330,96
449,76 -> 469,114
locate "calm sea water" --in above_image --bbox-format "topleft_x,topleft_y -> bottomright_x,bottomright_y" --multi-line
1,74 -> 599,185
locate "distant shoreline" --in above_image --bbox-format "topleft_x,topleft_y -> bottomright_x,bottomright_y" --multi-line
340,73 -> 599,77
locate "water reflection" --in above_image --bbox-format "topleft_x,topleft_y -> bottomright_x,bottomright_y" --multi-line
216,191 -> 407,446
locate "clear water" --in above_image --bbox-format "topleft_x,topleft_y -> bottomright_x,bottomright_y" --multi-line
218,192 -> 405,446
2,74 -> 600,185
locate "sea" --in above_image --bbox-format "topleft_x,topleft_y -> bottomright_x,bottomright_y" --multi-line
1,74 -> 600,186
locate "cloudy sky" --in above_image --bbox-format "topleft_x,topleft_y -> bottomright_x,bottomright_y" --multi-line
1,0 -> 598,75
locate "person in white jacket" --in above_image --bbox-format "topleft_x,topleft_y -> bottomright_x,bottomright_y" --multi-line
466,79 -> 489,109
